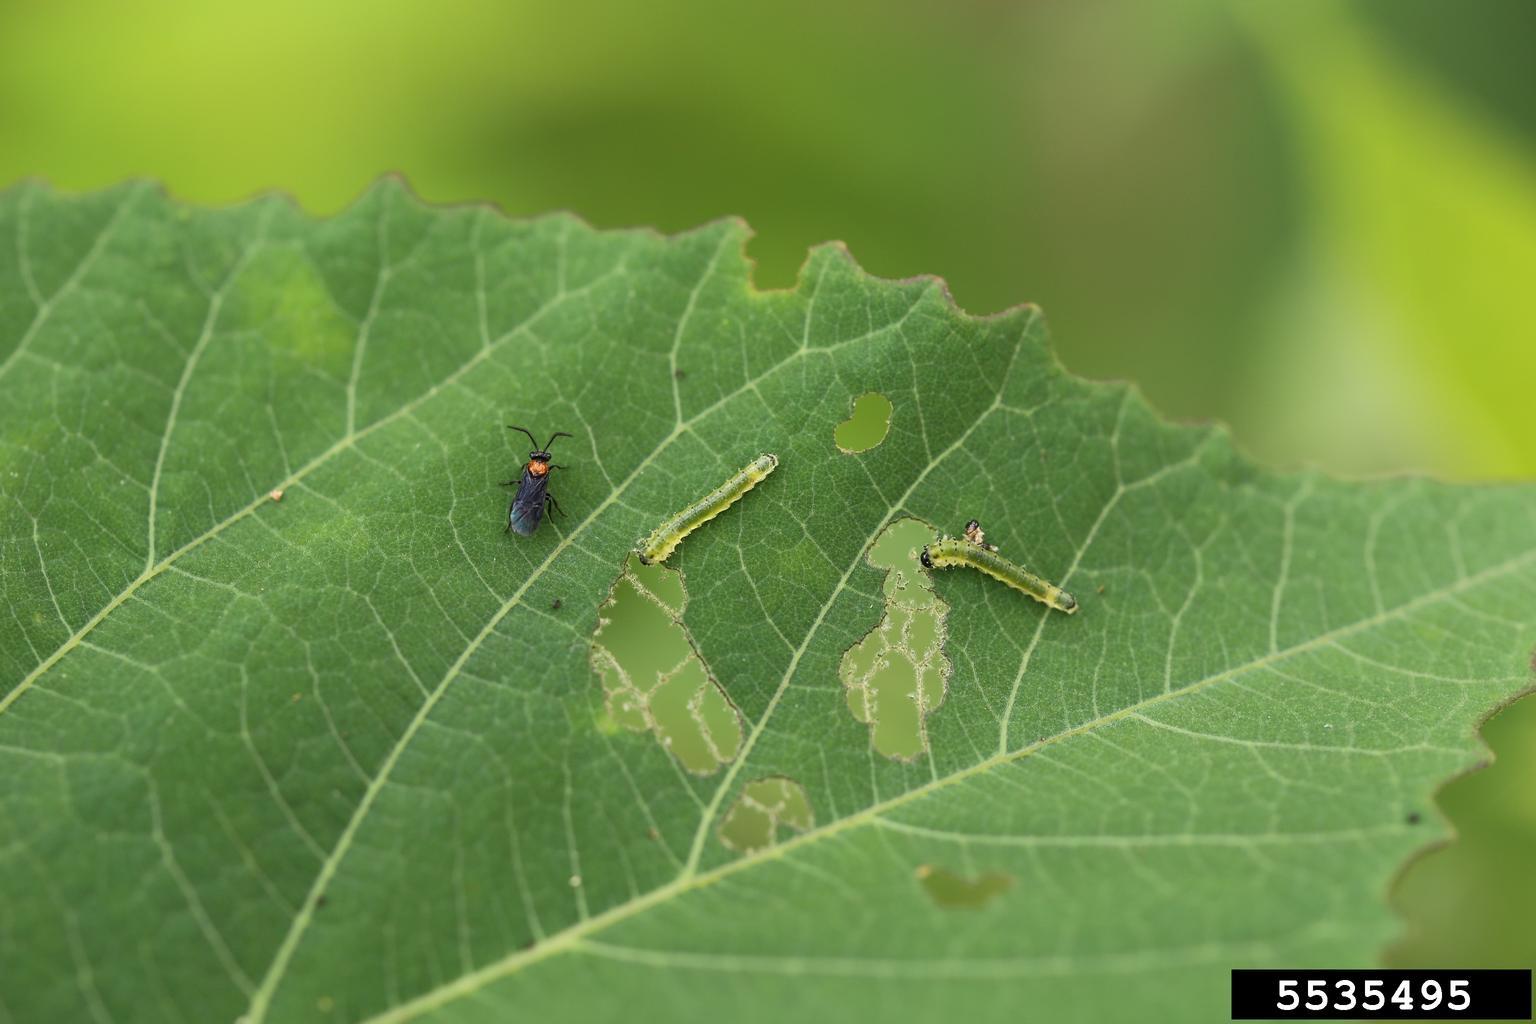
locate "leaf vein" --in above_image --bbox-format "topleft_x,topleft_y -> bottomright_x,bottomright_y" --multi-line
356,540 -> 1536,1024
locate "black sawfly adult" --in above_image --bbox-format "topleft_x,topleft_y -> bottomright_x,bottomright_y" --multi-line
502,426 -> 571,536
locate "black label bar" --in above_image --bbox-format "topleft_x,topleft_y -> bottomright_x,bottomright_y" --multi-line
1231,969 -> 1532,1020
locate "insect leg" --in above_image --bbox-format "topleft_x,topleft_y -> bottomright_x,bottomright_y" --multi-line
546,494 -> 566,518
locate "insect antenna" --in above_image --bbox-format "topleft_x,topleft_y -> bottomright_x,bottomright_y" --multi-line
506,425 -> 541,450
543,430 -> 573,451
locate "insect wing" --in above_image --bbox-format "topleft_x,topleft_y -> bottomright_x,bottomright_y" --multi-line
508,467 -> 549,536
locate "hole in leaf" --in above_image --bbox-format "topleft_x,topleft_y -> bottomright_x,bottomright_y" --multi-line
834,392 -> 893,453
840,517 -> 951,760
914,864 -> 1013,909
717,776 -> 813,854
590,555 -> 741,774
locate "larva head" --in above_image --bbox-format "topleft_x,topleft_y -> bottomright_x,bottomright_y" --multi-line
920,546 -> 934,569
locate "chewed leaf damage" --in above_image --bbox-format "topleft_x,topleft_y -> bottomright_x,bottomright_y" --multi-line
718,776 -> 814,854
840,517 -> 952,760
591,555 -> 741,773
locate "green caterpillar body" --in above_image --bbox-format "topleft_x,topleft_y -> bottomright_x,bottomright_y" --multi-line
637,453 -> 779,564
921,537 -> 1077,614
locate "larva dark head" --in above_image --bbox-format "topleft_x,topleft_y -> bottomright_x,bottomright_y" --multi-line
920,546 -> 934,569
964,519 -> 981,534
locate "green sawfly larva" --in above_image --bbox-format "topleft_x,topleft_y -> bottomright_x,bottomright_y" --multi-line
921,534 -> 1077,614
637,453 -> 779,564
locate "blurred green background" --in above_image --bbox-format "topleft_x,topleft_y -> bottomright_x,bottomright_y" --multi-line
3,0 -> 1531,969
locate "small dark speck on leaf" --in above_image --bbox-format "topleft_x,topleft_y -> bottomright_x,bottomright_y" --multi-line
551,598 -> 562,611
647,827 -> 661,841
674,369 -> 687,380
316,894 -> 328,908
1407,812 -> 1422,825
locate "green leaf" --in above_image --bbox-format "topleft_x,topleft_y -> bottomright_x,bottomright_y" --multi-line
1,179 -> 1532,1024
